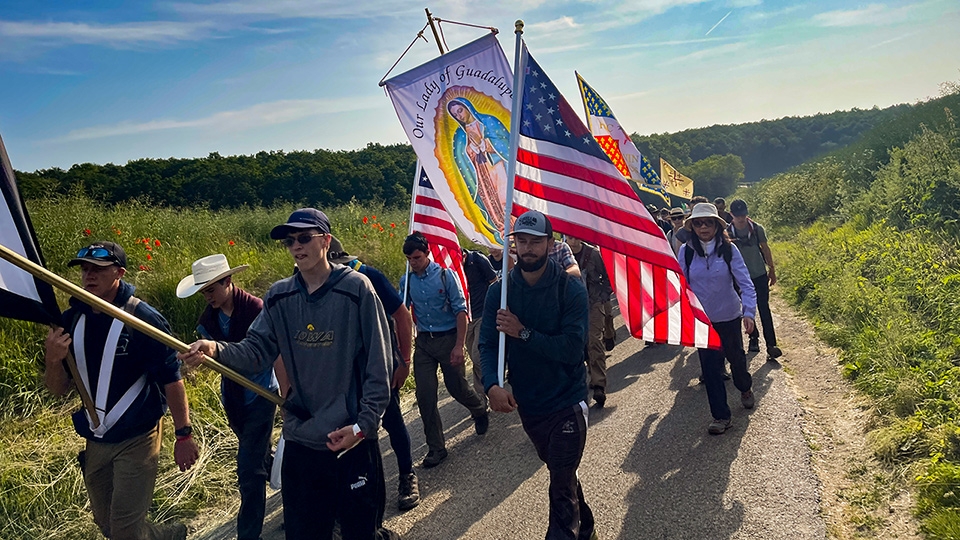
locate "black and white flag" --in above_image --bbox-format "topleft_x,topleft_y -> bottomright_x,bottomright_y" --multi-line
0,132 -> 61,326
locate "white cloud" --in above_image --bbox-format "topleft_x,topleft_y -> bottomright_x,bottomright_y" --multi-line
813,4 -> 910,27
728,0 -> 761,6
0,20 -> 217,47
527,16 -> 581,35
49,97 -> 382,142
667,41 -> 748,63
170,0 -> 421,19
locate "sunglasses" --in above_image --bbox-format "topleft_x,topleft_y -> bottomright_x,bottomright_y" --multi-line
76,247 -> 117,261
670,217 -> 684,222
281,233 -> 325,247
690,219 -> 715,228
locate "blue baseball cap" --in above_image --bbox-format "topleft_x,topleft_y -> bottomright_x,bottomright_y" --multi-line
270,208 -> 331,239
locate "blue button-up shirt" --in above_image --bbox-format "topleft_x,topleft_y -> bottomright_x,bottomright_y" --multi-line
399,261 -> 466,332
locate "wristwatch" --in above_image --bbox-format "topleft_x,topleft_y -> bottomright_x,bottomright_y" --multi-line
174,425 -> 193,439
519,327 -> 532,342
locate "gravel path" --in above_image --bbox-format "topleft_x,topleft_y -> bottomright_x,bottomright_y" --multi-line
198,304 -> 828,539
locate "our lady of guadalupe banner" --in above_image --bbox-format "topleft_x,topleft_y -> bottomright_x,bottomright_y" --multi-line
383,33 -> 513,248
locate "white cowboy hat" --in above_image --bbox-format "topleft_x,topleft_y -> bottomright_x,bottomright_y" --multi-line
176,254 -> 248,298
683,203 -> 728,231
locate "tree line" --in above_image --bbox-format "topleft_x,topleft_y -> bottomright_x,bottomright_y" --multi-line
15,104 -> 915,209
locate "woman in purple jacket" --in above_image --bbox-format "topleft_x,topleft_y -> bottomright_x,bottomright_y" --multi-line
678,204 -> 758,435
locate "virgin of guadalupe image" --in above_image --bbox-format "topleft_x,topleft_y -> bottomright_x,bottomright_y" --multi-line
446,97 -> 509,234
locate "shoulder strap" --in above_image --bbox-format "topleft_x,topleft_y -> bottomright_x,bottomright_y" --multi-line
684,245 -> 694,276
557,269 -> 569,315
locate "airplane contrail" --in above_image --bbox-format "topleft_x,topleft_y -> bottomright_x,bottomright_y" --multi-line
705,10 -> 732,36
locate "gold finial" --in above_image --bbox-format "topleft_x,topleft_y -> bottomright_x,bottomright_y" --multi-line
515,20 -> 524,33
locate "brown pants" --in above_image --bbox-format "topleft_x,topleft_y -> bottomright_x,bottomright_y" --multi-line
83,423 -> 184,540
465,316 -> 488,409
586,302 -> 607,391
601,300 -> 615,341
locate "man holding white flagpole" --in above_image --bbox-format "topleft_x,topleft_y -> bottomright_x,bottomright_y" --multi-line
479,210 -> 596,540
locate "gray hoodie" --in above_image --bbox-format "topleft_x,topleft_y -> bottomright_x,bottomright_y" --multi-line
216,265 -> 391,452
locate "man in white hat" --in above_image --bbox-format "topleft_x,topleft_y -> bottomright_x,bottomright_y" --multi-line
177,254 -> 279,540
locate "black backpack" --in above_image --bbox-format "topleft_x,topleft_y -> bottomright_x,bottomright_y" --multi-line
683,241 -> 733,283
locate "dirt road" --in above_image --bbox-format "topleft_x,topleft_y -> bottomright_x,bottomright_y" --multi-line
196,296 -> 920,539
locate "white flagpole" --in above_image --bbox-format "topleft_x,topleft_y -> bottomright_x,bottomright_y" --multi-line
497,20 -> 526,388
403,161 -> 420,307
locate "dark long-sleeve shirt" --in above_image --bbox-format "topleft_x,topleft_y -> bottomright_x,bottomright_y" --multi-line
479,260 -> 589,416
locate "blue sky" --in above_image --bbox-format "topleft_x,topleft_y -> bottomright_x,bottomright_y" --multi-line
1,0 -> 957,172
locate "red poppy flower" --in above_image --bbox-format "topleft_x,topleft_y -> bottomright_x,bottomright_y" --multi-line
154,239 -> 161,247
145,245 -> 152,251
139,265 -> 148,271
82,228 -> 91,236
390,223 -> 396,228
372,215 -> 377,221
146,254 -> 153,260
362,216 -> 368,224
228,240 -> 235,246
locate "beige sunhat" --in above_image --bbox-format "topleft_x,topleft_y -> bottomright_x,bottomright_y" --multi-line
176,254 -> 248,298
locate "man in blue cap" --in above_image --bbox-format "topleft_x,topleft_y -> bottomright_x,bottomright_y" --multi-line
180,208 -> 398,540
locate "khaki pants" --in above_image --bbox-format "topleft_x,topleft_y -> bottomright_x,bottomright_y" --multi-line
465,316 -> 488,409
83,423 -> 184,540
414,332 -> 487,454
587,302 -> 607,391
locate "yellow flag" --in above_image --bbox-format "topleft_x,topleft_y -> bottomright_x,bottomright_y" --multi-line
659,158 -> 694,199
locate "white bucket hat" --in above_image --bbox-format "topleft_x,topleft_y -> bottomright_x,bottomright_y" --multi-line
683,203 -> 727,231
176,254 -> 248,298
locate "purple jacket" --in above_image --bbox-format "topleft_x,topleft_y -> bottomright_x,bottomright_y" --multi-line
678,242 -> 757,323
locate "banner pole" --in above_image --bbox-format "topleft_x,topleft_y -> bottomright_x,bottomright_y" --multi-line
0,243 -> 311,420
425,8 -> 446,55
496,20 -> 525,388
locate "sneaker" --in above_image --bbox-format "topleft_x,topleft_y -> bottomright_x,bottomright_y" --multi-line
708,418 -> 732,435
748,337 -> 760,353
473,413 -> 489,435
767,346 -> 783,361
397,472 -> 420,511
422,448 -> 447,468
741,390 -> 755,409
603,338 -> 615,351
593,388 -> 606,409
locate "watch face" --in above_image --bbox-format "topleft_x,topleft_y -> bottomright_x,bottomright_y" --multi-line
520,328 -> 531,341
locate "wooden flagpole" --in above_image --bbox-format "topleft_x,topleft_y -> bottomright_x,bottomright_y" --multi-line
0,243 -> 311,420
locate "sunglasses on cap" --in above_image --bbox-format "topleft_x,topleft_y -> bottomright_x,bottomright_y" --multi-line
690,219 -> 715,228
76,247 -> 121,263
280,233 -> 325,247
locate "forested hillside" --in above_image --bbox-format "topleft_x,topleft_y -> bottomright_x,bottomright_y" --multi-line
15,104 -> 916,209
631,104 -> 910,186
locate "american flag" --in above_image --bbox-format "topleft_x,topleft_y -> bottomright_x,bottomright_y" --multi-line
511,46 -> 719,348
409,164 -> 470,316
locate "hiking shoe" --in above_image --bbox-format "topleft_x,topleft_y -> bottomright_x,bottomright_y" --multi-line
748,337 -> 760,353
593,388 -> 606,409
767,346 -> 783,361
708,418 -> 732,435
474,413 -> 489,435
422,448 -> 448,468
604,338 -> 615,351
741,390 -> 755,409
397,472 -> 420,511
